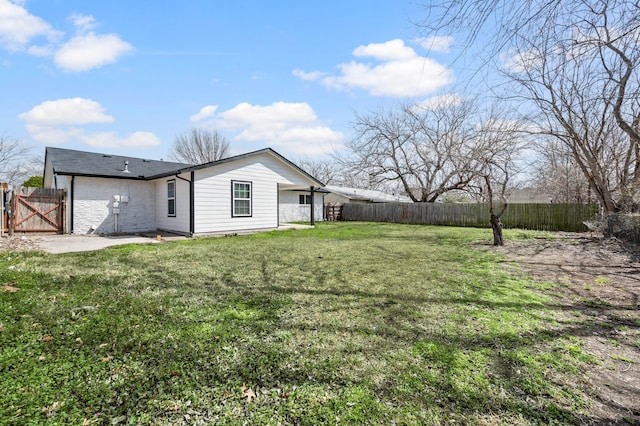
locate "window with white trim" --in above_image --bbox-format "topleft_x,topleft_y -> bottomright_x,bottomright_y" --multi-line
299,194 -> 311,205
232,181 -> 252,217
167,180 -> 176,217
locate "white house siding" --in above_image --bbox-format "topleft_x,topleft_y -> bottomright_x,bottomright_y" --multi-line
278,190 -> 324,223
154,174 -> 191,235
50,175 -> 72,233
193,153 -> 316,235
72,177 -> 156,234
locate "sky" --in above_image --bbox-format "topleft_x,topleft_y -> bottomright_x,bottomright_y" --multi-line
1,0 -> 462,163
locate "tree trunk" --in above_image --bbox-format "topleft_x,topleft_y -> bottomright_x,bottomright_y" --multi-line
490,212 -> 504,246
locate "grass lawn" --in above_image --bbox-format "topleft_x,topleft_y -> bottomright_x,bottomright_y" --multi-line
1,222 -> 596,425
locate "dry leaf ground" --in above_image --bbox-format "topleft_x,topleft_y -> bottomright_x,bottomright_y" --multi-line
488,233 -> 640,424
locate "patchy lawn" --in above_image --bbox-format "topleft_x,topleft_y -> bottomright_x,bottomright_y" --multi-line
0,222 -> 637,425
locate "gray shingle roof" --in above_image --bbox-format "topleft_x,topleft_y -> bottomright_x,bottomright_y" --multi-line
44,147 -> 324,187
45,147 -> 190,179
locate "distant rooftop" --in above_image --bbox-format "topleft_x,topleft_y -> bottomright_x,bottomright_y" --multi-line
324,185 -> 412,203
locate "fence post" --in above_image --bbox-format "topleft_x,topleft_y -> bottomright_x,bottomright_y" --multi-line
0,187 -> 4,237
8,188 -> 15,236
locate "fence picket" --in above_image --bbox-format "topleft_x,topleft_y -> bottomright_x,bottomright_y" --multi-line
341,202 -> 599,232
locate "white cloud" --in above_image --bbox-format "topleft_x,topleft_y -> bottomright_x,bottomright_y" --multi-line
190,105 -> 218,122
414,93 -> 466,110
353,39 -> 416,61
502,49 -> 544,73
69,13 -> 96,33
294,39 -> 454,97
197,101 -> 343,155
26,44 -> 54,56
292,69 -> 326,81
0,0 -> 62,51
0,2 -> 132,72
54,32 -> 133,72
19,98 -> 160,149
19,98 -> 114,126
413,36 -> 454,53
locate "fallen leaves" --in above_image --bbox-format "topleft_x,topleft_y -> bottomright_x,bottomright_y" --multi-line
241,385 -> 256,403
41,401 -> 64,417
2,284 -> 19,292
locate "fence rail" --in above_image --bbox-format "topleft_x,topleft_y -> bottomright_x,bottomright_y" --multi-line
341,202 -> 599,232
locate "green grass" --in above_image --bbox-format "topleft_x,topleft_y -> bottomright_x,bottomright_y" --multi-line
1,223 -> 594,424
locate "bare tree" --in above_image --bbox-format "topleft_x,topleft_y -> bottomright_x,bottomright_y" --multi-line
476,118 -> 523,245
169,128 -> 231,165
0,134 -> 32,186
346,98 -> 519,203
531,138 -> 591,204
505,2 -> 640,212
420,0 -> 640,213
296,157 -> 341,185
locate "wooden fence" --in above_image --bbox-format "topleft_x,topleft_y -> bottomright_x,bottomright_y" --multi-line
341,202 -> 599,232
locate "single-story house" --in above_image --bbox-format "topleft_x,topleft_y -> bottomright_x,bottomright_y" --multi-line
323,185 -> 413,205
43,147 -> 324,236
507,188 -> 553,203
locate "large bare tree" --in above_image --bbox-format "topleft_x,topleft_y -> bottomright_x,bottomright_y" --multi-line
506,3 -> 640,212
169,128 -> 231,165
346,98 -> 521,203
420,0 -> 640,212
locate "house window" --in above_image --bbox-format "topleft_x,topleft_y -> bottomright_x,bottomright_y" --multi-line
232,180 -> 252,217
167,180 -> 176,217
299,194 -> 312,205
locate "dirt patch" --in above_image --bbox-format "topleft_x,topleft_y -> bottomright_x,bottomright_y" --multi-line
0,236 -> 42,253
489,233 -> 640,425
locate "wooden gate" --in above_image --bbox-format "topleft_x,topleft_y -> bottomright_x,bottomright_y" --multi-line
324,204 -> 343,221
11,187 -> 65,233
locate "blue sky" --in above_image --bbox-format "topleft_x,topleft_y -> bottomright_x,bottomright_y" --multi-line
1,0 -> 461,162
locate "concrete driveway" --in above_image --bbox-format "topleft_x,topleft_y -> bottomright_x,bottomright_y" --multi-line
35,234 -> 185,254
18,224 -> 309,254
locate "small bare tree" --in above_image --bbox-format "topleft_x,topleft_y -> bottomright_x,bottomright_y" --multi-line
531,138 -> 591,204
0,134 -> 32,186
472,115 -> 524,245
296,157 -> 341,185
169,128 -> 230,165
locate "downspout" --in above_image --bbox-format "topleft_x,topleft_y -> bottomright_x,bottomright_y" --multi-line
174,172 -> 194,236
189,172 -> 194,236
70,176 -> 75,234
310,185 -> 315,226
